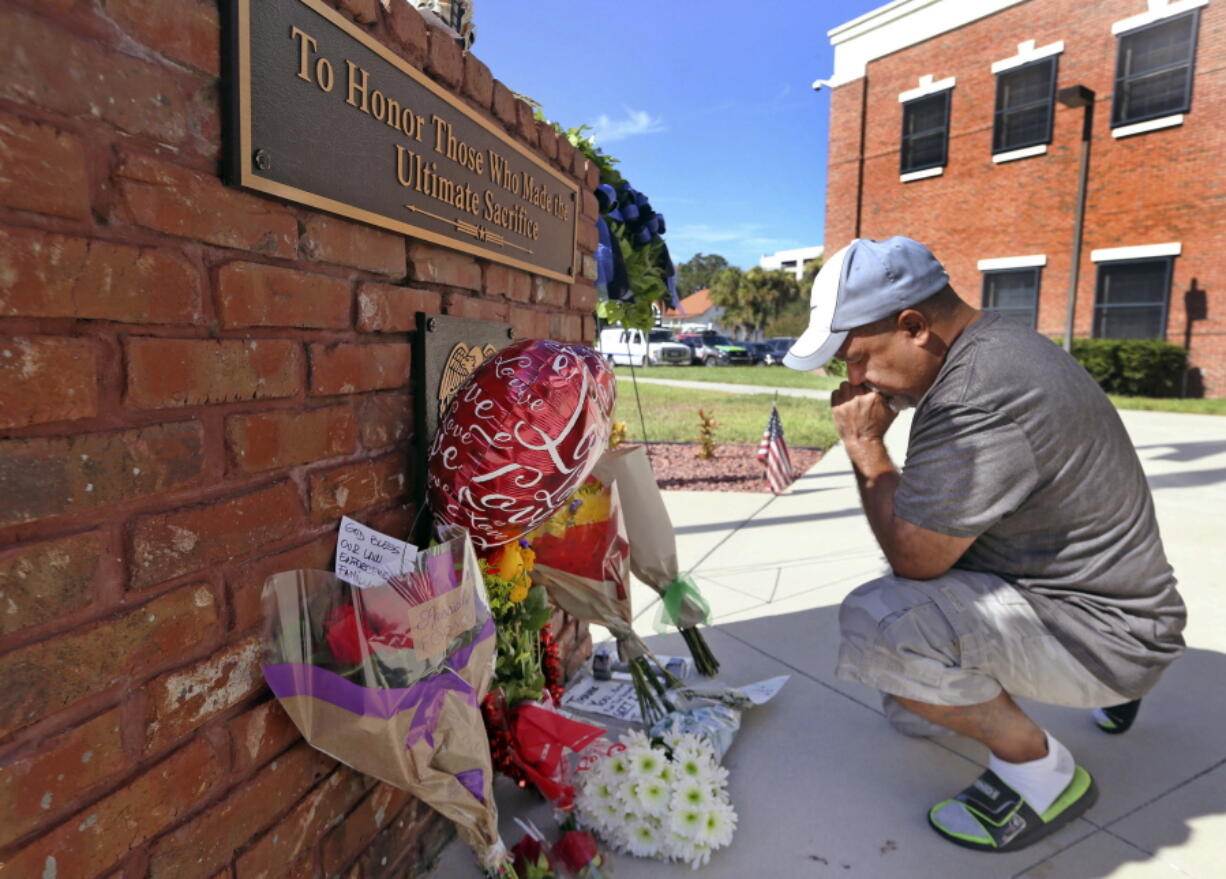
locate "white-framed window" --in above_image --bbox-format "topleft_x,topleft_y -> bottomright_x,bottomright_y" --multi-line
898,75 -> 955,179
982,269 -> 1041,327
1111,5 -> 1202,132
993,58 -> 1059,155
1090,244 -> 1181,339
900,93 -> 951,175
990,40 -> 1063,159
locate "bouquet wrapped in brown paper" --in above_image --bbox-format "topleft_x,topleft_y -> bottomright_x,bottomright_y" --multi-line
595,445 -> 718,675
260,530 -> 514,876
527,468 -> 679,724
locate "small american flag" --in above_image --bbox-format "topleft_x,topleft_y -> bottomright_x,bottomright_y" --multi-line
757,402 -> 795,494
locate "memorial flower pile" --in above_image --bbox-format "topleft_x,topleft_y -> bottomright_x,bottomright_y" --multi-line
574,730 -> 737,869
509,823 -> 611,879
482,539 -> 553,706
479,538 -> 606,806
261,532 -> 516,876
551,827 -> 612,879
528,467 -> 680,725
510,832 -> 556,879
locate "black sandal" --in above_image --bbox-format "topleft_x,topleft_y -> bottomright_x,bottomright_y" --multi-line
928,766 -> 1097,852
1093,699 -> 1141,735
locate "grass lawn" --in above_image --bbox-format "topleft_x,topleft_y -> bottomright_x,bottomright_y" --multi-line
613,364 -> 843,391
621,366 -> 1226,417
614,379 -> 838,449
1107,394 -> 1226,416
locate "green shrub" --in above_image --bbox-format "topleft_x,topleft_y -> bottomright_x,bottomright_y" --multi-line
1069,338 -> 1188,397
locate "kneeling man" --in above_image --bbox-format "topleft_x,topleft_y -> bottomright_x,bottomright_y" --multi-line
785,237 -> 1185,852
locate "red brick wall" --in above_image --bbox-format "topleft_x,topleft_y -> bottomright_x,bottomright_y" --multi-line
824,0 -> 1226,395
0,1 -> 597,877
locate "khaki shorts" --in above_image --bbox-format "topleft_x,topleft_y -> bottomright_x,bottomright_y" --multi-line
835,569 -> 1129,730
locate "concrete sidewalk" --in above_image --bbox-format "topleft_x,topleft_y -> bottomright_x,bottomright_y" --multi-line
433,408 -> 1226,879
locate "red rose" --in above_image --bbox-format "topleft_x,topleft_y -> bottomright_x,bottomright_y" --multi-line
323,604 -> 374,664
552,830 -> 599,872
368,615 -> 414,651
511,834 -> 551,875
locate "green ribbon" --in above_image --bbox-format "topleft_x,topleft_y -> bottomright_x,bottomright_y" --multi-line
654,574 -> 710,633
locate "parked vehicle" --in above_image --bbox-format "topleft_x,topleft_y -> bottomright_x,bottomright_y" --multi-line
674,334 -> 710,365
644,329 -> 693,366
675,332 -> 753,366
743,341 -> 772,366
597,327 -> 692,367
762,337 -> 796,366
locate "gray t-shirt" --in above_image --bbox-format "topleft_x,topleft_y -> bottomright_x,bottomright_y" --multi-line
894,312 -> 1185,698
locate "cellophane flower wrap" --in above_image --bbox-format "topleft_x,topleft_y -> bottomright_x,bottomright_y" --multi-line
260,531 -> 513,874
527,462 -> 677,724
597,446 -> 718,675
527,471 -> 637,653
478,540 -> 606,807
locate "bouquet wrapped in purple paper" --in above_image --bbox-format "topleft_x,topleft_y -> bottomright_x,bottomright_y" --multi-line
261,530 -> 514,874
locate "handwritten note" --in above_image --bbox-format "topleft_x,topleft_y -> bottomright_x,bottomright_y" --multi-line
335,517 -> 419,589
561,678 -> 644,723
732,675 -> 789,706
406,586 -> 476,657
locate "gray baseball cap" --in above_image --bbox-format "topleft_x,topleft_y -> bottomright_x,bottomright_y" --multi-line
783,236 -> 950,371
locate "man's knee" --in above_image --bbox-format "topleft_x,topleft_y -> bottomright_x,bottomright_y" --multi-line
837,574 -> 965,689
839,575 -> 947,655
836,573 -> 1003,707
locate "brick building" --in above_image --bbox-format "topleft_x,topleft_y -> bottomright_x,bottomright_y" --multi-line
0,0 -> 598,876
820,0 -> 1225,396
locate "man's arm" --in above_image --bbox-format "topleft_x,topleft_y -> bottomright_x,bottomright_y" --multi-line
831,383 -> 974,580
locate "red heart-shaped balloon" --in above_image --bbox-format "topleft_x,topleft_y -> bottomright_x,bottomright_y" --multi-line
427,339 -> 616,549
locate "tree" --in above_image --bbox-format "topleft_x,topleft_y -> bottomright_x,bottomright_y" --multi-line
709,267 -> 800,338
764,298 -> 811,338
676,253 -> 730,296
800,256 -> 823,290
763,256 -> 823,337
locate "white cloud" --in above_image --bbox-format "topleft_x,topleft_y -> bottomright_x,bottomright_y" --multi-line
588,108 -> 665,144
666,222 -> 808,267
669,223 -> 801,253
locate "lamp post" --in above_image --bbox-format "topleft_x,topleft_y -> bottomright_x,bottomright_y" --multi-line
1057,85 -> 1095,354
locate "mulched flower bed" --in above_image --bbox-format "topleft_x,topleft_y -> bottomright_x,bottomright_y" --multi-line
626,442 -> 823,493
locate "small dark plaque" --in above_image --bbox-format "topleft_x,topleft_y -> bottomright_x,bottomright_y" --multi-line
226,0 -> 578,282
411,313 -> 512,542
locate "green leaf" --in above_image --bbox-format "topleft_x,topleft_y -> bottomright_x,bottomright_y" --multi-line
524,588 -> 552,631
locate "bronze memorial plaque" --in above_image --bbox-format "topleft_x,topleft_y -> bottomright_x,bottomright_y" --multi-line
412,313 -> 512,543
226,0 -> 579,282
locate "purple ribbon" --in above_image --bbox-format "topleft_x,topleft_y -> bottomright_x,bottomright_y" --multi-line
262,662 -> 475,747
455,768 -> 486,802
262,661 -> 492,802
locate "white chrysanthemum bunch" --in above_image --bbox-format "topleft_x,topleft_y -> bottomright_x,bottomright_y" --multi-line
574,729 -> 737,869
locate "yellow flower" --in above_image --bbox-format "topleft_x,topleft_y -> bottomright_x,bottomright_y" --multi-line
494,543 -> 523,580
509,582 -> 529,603
520,546 -> 536,572
541,517 -> 567,539
573,493 -> 610,526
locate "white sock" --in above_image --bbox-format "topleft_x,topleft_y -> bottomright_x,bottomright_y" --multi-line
987,731 -> 1075,815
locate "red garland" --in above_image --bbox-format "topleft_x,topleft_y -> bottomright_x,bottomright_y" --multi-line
482,624 -> 568,788
481,690 -> 526,786
541,622 -> 565,705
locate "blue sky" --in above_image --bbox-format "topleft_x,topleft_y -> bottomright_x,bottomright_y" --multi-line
473,0 -> 887,269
